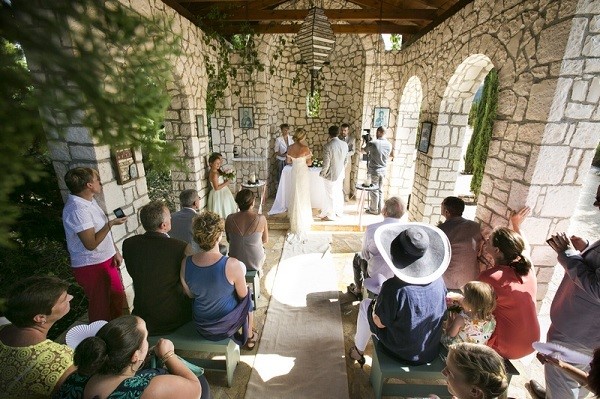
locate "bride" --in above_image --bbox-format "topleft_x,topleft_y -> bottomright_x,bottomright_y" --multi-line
286,128 -> 313,236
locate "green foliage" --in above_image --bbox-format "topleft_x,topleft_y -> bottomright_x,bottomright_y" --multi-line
145,169 -> 176,211
468,69 -> 499,197
306,90 -> 321,118
0,147 -> 86,340
200,14 -> 286,116
593,142 -> 600,167
0,0 -> 182,245
389,34 -> 402,50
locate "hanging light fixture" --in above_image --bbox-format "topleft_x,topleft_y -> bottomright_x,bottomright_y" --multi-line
296,7 -> 335,94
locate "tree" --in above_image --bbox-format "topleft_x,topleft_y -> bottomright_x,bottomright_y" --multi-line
0,0 -> 181,246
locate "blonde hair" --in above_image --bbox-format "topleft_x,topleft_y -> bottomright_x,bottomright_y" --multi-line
192,211 -> 224,250
293,128 -> 306,143
449,343 -> 508,399
462,281 -> 496,321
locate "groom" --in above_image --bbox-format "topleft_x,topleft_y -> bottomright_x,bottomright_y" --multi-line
319,125 -> 348,221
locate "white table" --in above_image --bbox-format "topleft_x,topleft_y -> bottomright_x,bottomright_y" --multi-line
268,166 -> 326,215
241,180 -> 267,214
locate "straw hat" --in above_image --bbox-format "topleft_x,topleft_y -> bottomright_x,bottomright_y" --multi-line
374,222 -> 451,285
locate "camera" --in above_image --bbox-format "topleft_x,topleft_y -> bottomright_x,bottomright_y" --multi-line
362,129 -> 372,143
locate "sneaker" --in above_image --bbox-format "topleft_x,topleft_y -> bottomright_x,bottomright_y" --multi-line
365,209 -> 379,215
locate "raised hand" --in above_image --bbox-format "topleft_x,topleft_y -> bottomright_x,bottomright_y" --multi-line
570,235 -> 588,252
510,206 -> 530,233
547,232 -> 572,253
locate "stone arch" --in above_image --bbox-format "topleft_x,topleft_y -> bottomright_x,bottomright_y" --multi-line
410,54 -> 494,223
391,76 -> 423,203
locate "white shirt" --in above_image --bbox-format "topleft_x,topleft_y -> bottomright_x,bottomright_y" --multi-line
274,136 -> 294,161
361,217 -> 401,278
63,194 -> 116,267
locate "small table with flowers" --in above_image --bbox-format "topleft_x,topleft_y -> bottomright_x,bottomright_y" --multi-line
241,180 -> 267,214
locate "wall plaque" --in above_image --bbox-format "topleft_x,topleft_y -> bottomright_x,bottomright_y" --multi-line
112,147 -> 136,185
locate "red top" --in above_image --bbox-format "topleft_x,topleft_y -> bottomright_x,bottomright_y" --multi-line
478,265 -> 540,359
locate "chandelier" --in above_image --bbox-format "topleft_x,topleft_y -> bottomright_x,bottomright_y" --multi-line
296,7 -> 335,94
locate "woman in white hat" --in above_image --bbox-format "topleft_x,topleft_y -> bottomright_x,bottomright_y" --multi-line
348,222 -> 451,366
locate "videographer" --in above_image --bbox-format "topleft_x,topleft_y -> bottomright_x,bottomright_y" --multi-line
364,126 -> 392,215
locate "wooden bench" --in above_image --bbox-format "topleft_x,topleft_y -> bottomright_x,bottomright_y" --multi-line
148,321 -> 240,387
369,339 -> 520,399
245,269 -> 261,304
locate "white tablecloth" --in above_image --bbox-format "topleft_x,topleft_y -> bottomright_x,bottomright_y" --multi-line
268,166 -> 326,215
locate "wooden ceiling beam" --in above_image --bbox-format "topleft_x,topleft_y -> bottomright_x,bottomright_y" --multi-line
218,9 -> 435,21
212,22 -> 420,34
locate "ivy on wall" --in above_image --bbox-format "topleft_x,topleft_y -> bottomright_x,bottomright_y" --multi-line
464,69 -> 499,197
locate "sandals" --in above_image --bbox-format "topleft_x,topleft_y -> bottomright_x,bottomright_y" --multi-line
349,345 -> 366,368
347,283 -> 363,301
245,329 -> 259,350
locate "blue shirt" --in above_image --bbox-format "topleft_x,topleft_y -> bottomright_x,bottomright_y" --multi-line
369,276 -> 447,364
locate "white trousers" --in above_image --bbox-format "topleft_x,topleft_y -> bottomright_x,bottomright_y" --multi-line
320,175 -> 344,218
354,299 -> 375,351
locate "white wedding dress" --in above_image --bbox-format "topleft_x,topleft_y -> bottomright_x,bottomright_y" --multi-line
288,156 -> 312,237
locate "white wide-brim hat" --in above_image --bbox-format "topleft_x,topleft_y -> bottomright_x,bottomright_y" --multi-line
374,222 -> 451,285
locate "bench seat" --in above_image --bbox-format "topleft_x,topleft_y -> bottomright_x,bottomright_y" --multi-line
370,338 -> 520,398
148,321 -> 240,387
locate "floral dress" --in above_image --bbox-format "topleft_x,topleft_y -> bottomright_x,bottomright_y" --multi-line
57,368 -> 165,398
442,311 -> 496,347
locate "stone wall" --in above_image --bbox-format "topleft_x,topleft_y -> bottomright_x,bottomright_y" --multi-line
372,0 -> 599,301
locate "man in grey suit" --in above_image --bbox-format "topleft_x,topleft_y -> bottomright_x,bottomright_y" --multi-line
170,189 -> 199,245
530,183 -> 600,399
319,125 -> 348,221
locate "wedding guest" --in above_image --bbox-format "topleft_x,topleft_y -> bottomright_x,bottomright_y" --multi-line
207,152 -> 237,220
0,276 -> 76,398
123,201 -> 193,335
226,189 -> 269,272
347,196 -> 405,299
181,211 -> 258,349
478,207 -> 540,359
530,183 -> 600,399
349,222 -> 450,367
274,123 -> 294,182
439,196 -> 483,290
441,343 -> 509,399
57,315 -> 208,399
62,167 -> 127,322
170,189 -> 200,246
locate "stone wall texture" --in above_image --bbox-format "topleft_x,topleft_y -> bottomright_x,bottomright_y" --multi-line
40,0 -> 600,304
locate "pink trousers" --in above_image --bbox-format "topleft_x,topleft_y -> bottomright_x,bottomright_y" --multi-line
72,256 -> 126,322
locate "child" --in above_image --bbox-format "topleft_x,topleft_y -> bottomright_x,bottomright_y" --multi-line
207,152 -> 237,219
442,281 -> 496,347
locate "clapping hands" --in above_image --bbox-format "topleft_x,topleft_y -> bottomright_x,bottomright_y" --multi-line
546,232 -> 572,253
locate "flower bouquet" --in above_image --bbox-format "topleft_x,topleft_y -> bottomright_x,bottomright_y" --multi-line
311,159 -> 323,168
219,168 -> 236,181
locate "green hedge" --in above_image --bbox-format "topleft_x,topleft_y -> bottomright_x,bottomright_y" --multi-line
464,69 -> 499,197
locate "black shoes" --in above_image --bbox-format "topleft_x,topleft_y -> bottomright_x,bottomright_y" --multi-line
528,379 -> 546,399
349,345 -> 366,368
347,283 -> 363,301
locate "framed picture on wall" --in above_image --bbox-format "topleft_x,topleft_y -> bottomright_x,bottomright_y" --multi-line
418,122 -> 433,153
372,107 -> 390,128
239,107 -> 254,128
196,114 -> 205,137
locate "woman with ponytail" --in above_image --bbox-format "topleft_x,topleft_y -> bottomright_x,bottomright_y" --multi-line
57,315 -> 209,399
477,207 -> 540,359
